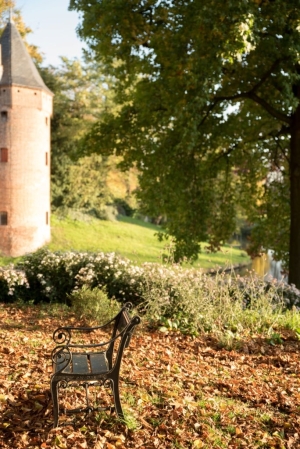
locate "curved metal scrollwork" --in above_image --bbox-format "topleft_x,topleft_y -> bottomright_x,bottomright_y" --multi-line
59,379 -> 70,389
58,378 -> 109,389
51,345 -> 72,373
124,302 -> 133,311
53,327 -> 71,345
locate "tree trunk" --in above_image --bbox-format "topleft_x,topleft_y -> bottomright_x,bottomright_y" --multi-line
289,90 -> 300,289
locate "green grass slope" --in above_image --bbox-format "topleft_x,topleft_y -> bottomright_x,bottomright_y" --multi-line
0,214 -> 250,268
49,214 -> 165,264
49,214 -> 250,268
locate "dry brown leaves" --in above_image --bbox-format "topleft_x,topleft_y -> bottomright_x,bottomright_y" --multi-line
1,304 -> 300,448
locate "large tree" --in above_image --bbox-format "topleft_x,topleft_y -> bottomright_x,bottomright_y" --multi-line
70,0 -> 300,287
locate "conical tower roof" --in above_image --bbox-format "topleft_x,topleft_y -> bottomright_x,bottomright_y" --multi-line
0,21 -> 52,94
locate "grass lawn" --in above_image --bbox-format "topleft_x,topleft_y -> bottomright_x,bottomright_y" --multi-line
1,303 -> 300,448
49,214 -> 250,269
49,214 -> 165,265
0,214 -> 250,269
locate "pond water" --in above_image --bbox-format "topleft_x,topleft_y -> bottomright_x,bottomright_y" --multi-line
247,250 -> 287,282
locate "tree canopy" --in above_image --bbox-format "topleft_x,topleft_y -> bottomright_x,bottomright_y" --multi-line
40,57 -> 138,217
70,0 -> 300,286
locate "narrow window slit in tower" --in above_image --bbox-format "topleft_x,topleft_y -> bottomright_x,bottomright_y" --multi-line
45,117 -> 48,125
0,148 -> 8,162
46,212 -> 49,225
0,212 -> 8,226
1,111 -> 8,122
45,152 -> 48,165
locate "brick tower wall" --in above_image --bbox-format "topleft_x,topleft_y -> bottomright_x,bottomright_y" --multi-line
0,85 -> 53,256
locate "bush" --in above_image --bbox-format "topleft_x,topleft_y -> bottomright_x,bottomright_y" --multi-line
113,198 -> 136,217
1,249 -> 300,337
16,249 -> 145,304
141,269 -> 300,336
0,266 -> 29,303
69,286 -> 120,324
18,249 -> 89,304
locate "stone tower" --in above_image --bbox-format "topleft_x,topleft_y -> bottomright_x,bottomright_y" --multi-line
0,19 -> 53,257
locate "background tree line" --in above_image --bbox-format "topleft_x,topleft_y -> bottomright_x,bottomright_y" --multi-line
68,0 -> 300,288
0,1 -> 138,221
2,0 -> 300,287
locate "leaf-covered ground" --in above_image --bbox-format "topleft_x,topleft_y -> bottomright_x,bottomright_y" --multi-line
1,304 -> 300,449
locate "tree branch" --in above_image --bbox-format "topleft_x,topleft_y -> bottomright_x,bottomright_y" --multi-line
272,134 -> 290,164
250,59 -> 283,93
200,59 -> 292,127
248,91 -> 291,124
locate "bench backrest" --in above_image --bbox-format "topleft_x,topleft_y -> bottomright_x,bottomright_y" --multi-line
106,303 -> 140,370
52,303 -> 140,376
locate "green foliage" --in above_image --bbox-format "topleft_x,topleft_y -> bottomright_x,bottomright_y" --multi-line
246,176 -> 290,267
113,198 -> 136,217
0,266 -> 29,303
40,58 -> 138,218
14,249 -> 298,312
141,267 -> 298,337
16,249 -> 146,304
69,286 -> 120,323
39,58 -> 117,212
62,154 -> 112,218
267,332 -> 283,346
1,249 -> 300,338
70,0 -> 300,286
18,249 -> 87,304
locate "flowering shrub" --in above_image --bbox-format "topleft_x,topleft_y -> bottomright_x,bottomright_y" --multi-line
0,266 -> 29,303
16,249 -> 146,304
19,250 -> 90,303
0,249 -> 300,336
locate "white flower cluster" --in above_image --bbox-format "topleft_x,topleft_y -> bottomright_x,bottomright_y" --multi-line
1,249 -> 299,317
0,266 -> 29,296
19,249 -> 211,305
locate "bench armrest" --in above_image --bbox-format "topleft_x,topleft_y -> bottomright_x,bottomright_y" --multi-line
52,303 -> 134,346
51,345 -> 72,373
53,318 -> 114,345
58,315 -> 140,350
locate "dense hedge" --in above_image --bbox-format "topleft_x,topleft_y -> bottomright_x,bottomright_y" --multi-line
1,249 -> 300,312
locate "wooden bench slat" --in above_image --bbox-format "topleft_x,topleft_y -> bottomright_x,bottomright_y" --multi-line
89,353 -> 108,374
72,354 -> 90,374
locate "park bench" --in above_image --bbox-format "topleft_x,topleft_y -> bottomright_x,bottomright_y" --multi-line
50,302 -> 140,427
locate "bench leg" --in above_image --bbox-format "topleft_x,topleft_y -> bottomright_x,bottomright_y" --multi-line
51,378 -> 60,428
111,378 -> 124,421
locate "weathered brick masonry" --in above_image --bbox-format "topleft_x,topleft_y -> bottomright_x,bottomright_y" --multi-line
0,20 -> 53,256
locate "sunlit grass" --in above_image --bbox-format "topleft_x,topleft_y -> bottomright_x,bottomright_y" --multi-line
49,214 -> 250,268
0,213 -> 250,268
50,214 -> 165,263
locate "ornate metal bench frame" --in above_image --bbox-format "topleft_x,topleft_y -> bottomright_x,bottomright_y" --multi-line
50,302 -> 140,427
